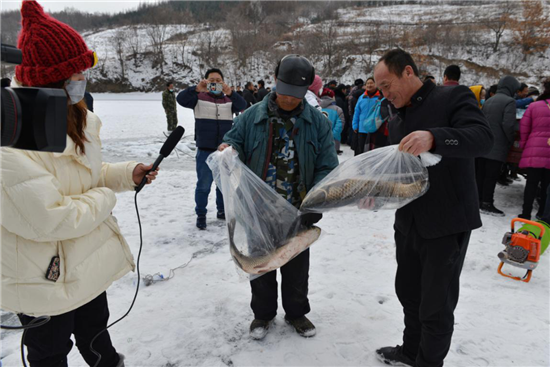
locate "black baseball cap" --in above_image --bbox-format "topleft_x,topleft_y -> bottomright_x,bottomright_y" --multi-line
275,54 -> 314,99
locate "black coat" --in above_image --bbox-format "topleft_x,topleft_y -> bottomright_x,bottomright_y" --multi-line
388,81 -> 494,239
243,89 -> 256,109
257,87 -> 269,102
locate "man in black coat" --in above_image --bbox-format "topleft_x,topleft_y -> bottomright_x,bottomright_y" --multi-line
243,81 -> 257,109
373,49 -> 494,367
256,79 -> 269,102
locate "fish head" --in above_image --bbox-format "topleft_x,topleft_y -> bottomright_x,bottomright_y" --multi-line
301,189 -> 328,210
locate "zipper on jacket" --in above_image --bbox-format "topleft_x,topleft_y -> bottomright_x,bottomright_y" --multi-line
262,121 -> 274,181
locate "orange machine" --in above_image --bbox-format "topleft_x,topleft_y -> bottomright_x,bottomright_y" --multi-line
498,218 -> 545,283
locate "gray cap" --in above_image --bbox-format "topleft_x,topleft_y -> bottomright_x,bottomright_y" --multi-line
275,54 -> 314,99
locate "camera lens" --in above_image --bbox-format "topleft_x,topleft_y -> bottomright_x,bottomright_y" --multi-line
1,88 -> 22,147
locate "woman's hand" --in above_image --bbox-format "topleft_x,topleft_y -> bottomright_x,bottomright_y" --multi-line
132,164 -> 159,186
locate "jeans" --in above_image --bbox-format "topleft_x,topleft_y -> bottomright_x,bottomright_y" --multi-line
195,149 -> 224,216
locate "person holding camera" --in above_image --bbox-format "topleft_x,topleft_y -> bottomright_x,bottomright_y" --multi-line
1,1 -> 159,366
177,68 -> 246,230
218,55 -> 338,340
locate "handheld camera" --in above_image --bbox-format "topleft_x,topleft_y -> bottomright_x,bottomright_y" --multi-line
207,82 -> 223,94
1,43 -> 67,153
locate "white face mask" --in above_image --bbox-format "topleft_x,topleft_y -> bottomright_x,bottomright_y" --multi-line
65,79 -> 87,105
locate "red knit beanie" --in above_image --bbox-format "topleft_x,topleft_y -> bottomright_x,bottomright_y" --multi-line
321,87 -> 335,98
15,0 -> 95,87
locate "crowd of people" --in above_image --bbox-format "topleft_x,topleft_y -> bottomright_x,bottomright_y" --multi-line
2,1 -> 550,367
169,62 -> 549,230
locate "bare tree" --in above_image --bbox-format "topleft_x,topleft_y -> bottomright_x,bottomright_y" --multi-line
485,1 -> 514,52
510,0 -> 550,59
110,29 -> 126,80
319,20 -> 339,75
126,26 -> 141,67
146,21 -> 170,73
197,28 -> 221,66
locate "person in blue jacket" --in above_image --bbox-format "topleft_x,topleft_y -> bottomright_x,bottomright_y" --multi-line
177,68 -> 247,229
352,77 -> 384,155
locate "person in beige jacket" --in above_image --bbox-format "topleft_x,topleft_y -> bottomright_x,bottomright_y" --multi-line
1,1 -> 158,366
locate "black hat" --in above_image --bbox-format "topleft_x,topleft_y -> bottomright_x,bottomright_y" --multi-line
275,54 -> 315,99
328,80 -> 338,86
354,78 -> 364,87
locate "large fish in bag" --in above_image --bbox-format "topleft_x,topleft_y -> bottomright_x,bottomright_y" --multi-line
300,145 -> 441,213
207,148 -> 322,279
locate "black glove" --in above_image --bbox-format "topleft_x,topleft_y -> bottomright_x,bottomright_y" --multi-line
300,213 -> 323,228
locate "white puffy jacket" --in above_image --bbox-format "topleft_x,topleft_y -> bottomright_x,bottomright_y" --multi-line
1,109 -> 137,316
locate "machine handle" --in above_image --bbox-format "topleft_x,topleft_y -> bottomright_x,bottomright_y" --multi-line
511,218 -> 546,240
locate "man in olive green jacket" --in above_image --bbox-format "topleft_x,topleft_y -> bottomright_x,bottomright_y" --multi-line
219,55 -> 338,340
162,81 -> 178,131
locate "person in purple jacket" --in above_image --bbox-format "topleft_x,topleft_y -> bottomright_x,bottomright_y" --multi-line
518,77 -> 550,220
177,68 -> 247,229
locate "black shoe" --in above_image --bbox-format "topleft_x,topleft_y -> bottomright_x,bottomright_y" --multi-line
497,179 -> 510,186
336,150 -> 343,155
217,211 -> 226,220
480,202 -> 505,217
249,318 -> 273,340
518,213 -> 531,220
375,345 -> 415,367
196,215 -> 206,230
284,315 -> 316,337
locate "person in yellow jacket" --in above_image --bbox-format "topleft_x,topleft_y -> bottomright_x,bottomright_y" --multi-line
469,85 -> 486,109
1,1 -> 158,366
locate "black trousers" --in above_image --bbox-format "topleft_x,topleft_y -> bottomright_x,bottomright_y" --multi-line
475,157 -> 503,204
250,248 -> 310,321
354,133 -> 369,156
395,226 -> 470,367
522,167 -> 550,218
18,292 -> 120,367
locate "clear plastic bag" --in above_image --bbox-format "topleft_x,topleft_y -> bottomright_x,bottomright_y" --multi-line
300,145 -> 441,213
207,148 -> 321,279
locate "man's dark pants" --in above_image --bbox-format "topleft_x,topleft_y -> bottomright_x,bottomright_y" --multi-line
522,167 -> 550,218
395,226 -> 470,367
18,292 -> 120,367
195,148 -> 224,216
250,248 -> 311,321
475,157 -> 503,204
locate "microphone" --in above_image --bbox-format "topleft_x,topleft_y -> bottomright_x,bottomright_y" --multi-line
135,126 -> 185,193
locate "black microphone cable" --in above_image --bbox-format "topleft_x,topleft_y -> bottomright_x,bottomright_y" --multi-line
89,190 -> 143,367
90,127 -> 183,366
1,315 -> 51,367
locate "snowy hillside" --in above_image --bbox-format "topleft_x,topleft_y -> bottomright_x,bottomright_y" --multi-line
0,94 -> 548,367
74,2 -> 550,92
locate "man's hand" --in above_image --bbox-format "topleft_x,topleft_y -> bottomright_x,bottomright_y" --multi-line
132,164 -> 159,186
399,131 -> 434,156
300,213 -> 323,228
222,83 -> 232,96
196,80 -> 208,93
218,143 -> 230,152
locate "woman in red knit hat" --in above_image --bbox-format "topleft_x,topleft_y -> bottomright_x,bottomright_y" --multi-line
1,1 -> 158,366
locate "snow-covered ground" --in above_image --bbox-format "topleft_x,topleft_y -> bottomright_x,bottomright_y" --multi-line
1,93 -> 549,367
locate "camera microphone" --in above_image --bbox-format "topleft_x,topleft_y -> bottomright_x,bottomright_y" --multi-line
135,126 -> 184,193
